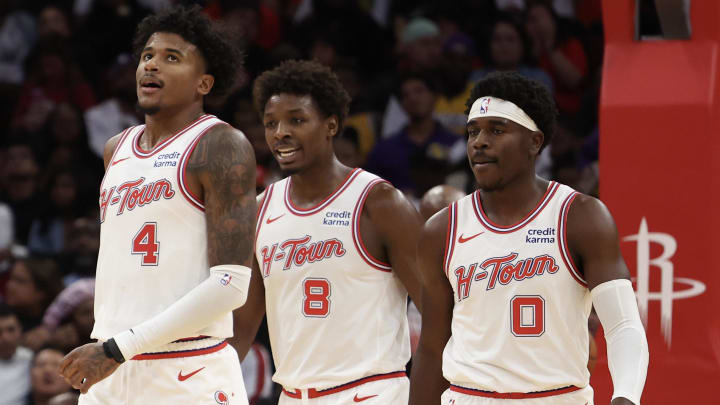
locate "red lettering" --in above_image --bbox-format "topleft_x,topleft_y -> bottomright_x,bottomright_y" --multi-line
99,186 -> 115,222
481,253 -> 518,290
454,264 -> 477,301
260,244 -> 277,277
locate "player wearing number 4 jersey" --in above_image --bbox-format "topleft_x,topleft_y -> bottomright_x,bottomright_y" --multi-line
59,6 -> 257,404
409,72 -> 649,405
231,60 -> 423,404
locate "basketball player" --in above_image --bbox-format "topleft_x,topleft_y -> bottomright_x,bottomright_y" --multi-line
58,6 -> 257,404
409,72 -> 648,405
231,60 -> 423,404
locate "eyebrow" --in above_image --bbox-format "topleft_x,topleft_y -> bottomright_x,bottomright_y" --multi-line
142,46 -> 185,56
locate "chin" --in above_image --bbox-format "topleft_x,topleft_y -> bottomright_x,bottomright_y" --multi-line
136,101 -> 161,116
474,176 -> 504,192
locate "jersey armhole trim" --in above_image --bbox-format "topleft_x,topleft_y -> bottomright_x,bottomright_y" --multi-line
255,183 -> 275,247
558,192 -> 587,287
99,126 -> 134,191
351,178 -> 392,272
177,122 -> 226,212
444,202 -> 458,278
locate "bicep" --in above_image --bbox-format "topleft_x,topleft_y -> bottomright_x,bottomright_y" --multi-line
568,196 -> 630,290
416,212 -> 454,352
190,126 -> 257,267
367,185 -> 424,309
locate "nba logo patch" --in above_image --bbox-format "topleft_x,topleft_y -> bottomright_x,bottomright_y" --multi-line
220,274 -> 232,286
214,390 -> 229,404
480,97 -> 491,114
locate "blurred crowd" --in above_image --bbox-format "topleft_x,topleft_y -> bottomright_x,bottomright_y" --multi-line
0,0 -> 604,404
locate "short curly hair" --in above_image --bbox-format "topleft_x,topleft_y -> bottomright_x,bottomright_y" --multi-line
465,71 -> 557,150
132,5 -> 242,96
252,60 -> 351,130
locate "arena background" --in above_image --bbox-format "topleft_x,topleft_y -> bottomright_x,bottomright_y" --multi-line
0,0 -> 714,403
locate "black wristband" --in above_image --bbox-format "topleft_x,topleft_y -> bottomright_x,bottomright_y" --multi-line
103,338 -> 126,364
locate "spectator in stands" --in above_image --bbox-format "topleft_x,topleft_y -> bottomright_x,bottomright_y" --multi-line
434,32 -> 477,135
0,0 -> 35,86
471,15 -> 554,92
29,346 -> 72,405
0,303 -> 33,405
0,143 -> 41,245
366,74 -> 460,198
27,170 -> 83,255
525,1 -> 588,114
4,258 -> 63,339
83,54 -> 140,158
58,216 -> 100,282
36,6 -> 71,39
12,35 -> 96,133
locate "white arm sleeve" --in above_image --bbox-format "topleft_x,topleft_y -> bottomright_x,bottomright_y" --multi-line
591,279 -> 649,405
113,265 -> 252,360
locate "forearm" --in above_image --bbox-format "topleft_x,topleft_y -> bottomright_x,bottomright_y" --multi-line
409,348 -> 448,405
592,279 -> 649,404
113,264 -> 252,360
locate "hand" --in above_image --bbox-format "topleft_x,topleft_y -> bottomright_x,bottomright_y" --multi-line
611,397 -> 636,405
59,342 -> 121,394
22,325 -> 51,351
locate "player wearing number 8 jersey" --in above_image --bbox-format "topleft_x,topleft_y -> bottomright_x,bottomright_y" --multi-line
409,72 -> 648,405
59,6 -> 257,404
231,60 -> 423,404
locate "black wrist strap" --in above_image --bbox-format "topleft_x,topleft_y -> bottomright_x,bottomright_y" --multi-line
103,338 -> 126,364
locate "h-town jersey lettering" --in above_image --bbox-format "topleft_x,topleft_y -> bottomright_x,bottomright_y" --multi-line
91,115 -> 234,342
255,169 -> 410,390
442,182 -> 592,393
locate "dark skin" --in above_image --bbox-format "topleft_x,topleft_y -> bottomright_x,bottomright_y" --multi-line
59,32 -> 256,393
409,116 -> 635,405
228,93 -> 423,359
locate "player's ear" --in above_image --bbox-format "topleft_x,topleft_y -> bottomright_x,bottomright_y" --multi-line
198,74 -> 214,96
529,130 -> 544,156
326,115 -> 339,137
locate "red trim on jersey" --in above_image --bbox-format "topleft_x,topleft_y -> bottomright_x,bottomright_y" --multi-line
99,126 -> 134,192
558,192 -> 587,287
443,202 -> 458,278
284,168 -> 362,216
450,384 -> 581,399
249,344 -> 266,404
131,340 -> 226,360
351,178 -> 392,272
255,183 -> 275,247
282,371 -> 406,399
473,182 -> 559,234
132,114 -> 213,158
176,122 -> 226,211
173,335 -> 210,342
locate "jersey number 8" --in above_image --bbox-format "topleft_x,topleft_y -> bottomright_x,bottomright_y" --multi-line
302,278 -> 331,317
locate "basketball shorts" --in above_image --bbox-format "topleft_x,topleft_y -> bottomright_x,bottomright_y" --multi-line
441,384 -> 594,405
279,371 -> 409,405
79,339 -> 248,405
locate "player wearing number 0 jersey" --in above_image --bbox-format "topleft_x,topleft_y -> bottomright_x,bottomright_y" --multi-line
232,60 -> 423,405
409,72 -> 648,405
59,7 -> 257,405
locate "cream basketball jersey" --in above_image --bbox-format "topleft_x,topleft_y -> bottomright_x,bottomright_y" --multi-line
91,114 -> 233,342
255,169 -> 410,390
443,181 -> 591,393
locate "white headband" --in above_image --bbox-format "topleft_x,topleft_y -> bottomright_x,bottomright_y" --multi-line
467,96 -> 539,132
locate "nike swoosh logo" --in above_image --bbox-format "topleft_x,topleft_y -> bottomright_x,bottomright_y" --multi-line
177,367 -> 205,381
111,157 -> 130,166
458,232 -> 484,243
353,394 -> 378,402
266,214 -> 285,224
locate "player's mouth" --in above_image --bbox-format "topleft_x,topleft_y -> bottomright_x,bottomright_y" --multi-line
471,158 -> 497,168
139,77 -> 164,94
275,146 -> 300,164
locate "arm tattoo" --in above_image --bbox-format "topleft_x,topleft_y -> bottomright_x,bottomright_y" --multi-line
186,124 -> 257,267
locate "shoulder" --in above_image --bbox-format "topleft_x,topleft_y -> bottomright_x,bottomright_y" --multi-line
102,131 -> 126,168
364,181 -> 408,211
362,180 -> 421,226
566,193 -> 618,244
188,123 -> 255,168
425,206 -> 450,236
204,123 -> 251,146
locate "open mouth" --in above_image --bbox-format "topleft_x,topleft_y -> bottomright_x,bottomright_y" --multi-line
276,147 -> 300,159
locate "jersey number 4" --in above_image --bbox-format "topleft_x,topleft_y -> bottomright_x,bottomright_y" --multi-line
510,295 -> 545,337
132,222 -> 159,266
302,278 -> 330,317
